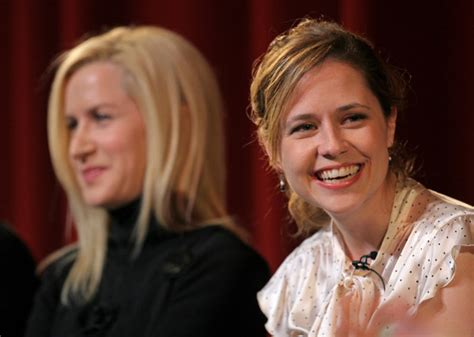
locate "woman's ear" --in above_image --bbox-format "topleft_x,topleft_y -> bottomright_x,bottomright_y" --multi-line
386,107 -> 398,148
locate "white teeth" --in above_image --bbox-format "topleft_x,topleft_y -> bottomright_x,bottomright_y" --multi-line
318,165 -> 361,182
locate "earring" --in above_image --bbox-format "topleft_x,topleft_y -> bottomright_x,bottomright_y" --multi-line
388,155 -> 392,162
279,174 -> 286,192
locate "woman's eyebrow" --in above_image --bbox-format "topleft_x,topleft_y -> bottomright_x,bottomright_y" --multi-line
286,103 -> 371,123
286,113 -> 315,124
336,102 -> 371,112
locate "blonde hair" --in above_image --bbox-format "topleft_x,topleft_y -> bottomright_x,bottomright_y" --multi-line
250,19 -> 412,236
47,26 -> 237,304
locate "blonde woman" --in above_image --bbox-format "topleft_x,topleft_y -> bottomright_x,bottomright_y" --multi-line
26,26 -> 269,337
250,19 -> 473,337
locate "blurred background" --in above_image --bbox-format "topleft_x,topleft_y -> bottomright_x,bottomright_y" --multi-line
0,0 -> 472,272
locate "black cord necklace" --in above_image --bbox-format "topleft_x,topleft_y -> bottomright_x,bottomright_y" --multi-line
352,251 -> 386,290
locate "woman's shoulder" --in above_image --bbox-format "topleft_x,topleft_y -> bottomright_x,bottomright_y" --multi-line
39,245 -> 78,285
395,178 -> 473,233
169,225 -> 270,293
182,225 -> 268,266
399,182 -> 473,264
259,225 -> 333,291
417,182 -> 473,234
257,226 -> 334,335
404,178 -> 473,217
426,188 -> 474,221
391,183 -> 473,308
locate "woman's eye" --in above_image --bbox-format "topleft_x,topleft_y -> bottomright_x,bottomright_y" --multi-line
66,117 -> 77,130
344,113 -> 367,124
92,110 -> 111,122
290,123 -> 316,134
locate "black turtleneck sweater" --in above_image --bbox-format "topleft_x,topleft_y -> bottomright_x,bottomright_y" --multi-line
25,200 -> 270,337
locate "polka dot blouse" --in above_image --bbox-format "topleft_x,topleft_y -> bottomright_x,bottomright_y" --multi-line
257,178 -> 473,337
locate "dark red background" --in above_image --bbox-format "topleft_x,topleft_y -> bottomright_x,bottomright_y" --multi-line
1,0 -> 472,272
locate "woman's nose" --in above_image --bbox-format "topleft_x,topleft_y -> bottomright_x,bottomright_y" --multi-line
318,124 -> 348,159
69,124 -> 95,163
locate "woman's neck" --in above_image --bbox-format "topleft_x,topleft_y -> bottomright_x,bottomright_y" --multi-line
332,174 -> 397,260
108,198 -> 141,226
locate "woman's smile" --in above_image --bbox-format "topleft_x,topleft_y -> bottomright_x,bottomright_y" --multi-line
314,163 -> 363,189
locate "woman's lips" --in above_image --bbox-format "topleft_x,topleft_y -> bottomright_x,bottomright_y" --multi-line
82,167 -> 105,184
316,164 -> 362,181
313,164 -> 363,189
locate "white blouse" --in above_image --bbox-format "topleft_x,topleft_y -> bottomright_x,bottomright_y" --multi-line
258,179 -> 473,337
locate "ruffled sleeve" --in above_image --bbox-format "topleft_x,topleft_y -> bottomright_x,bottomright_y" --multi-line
257,227 -> 340,337
257,249 -> 298,336
415,214 -> 473,307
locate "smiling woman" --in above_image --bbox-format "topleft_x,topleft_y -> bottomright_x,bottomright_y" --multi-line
280,61 -> 396,228
25,26 -> 269,337
250,19 -> 473,337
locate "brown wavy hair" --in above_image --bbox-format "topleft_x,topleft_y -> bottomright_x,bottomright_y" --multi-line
250,18 -> 414,236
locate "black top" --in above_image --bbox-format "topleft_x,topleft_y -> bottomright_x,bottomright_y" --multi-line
25,201 -> 270,337
0,222 -> 38,337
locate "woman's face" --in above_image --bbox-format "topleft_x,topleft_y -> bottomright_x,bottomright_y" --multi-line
65,61 -> 147,209
279,60 -> 396,220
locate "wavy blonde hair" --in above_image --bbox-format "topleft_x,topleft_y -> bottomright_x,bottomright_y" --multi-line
46,26 -> 238,304
250,19 -> 413,236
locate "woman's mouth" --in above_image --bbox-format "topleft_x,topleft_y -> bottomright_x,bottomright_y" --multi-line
315,164 -> 362,184
82,167 -> 106,184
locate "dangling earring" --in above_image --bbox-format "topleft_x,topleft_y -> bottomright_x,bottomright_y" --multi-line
279,174 -> 286,192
